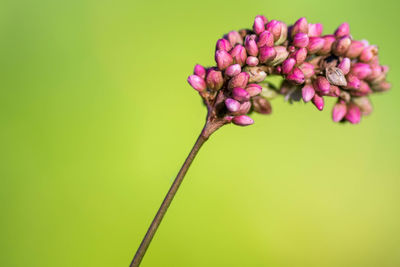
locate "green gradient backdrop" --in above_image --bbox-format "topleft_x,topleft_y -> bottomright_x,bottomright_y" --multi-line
1,0 -> 399,266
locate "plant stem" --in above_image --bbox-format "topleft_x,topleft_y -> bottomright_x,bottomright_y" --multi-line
130,118 -> 225,267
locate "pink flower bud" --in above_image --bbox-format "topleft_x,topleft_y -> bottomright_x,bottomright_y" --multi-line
232,115 -> 254,126
238,101 -> 251,114
225,64 -> 242,77
345,74 -> 361,90
328,85 -> 341,97
194,64 -> 206,79
302,84 -> 315,102
366,64 -> 382,81
332,36 -> 351,56
215,50 -> 233,70
308,23 -> 323,37
265,20 -> 281,40
318,35 -> 336,55
206,69 -> 224,90
312,94 -> 324,111
282,58 -> 296,74
291,48 -> 307,64
332,101 -> 347,122
291,17 -> 309,37
225,98 -> 241,113
345,103 -> 361,124
232,87 -> 250,102
216,38 -> 232,52
227,31 -> 243,46
230,44 -> 247,66
314,76 -> 331,95
187,75 -> 206,91
350,63 -> 372,80
351,81 -> 372,97
299,62 -> 315,78
270,46 -> 289,66
275,21 -> 288,45
346,40 -> 365,58
360,45 -> 378,62
228,72 -> 250,89
337,57 -> 351,75
307,37 -> 325,54
257,30 -> 274,47
245,35 -> 259,56
353,96 -> 373,115
286,68 -> 305,84
245,84 -> 262,97
253,15 -> 266,35
246,56 -> 259,66
258,46 -> 277,63
293,33 -> 309,48
335,23 -> 350,38
252,96 -> 272,114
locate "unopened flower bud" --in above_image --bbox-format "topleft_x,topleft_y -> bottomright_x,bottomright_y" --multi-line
245,66 -> 267,83
232,87 -> 250,102
291,17 -> 309,37
206,69 -> 224,90
332,36 -> 351,56
232,115 -> 254,126
318,35 -> 336,55
230,44 -> 247,66
328,85 -> 341,97
353,96 -> 373,115
215,50 -> 233,70
216,38 -> 232,52
346,40 -> 365,58
252,96 -> 272,114
325,66 -> 347,86
194,64 -> 206,79
366,64 -> 382,81
257,30 -> 274,47
265,20 -> 280,40
275,21 -> 288,45
314,76 -> 331,94
350,63 -> 372,79
225,64 -> 242,77
282,58 -> 296,74
332,101 -> 347,122
345,103 -> 361,124
286,68 -> 305,84
307,37 -> 325,54
259,46 -> 277,63
245,84 -> 262,97
245,35 -> 259,56
335,22 -> 350,38
228,72 -> 250,89
291,47 -> 308,64
299,62 -> 315,78
312,94 -> 325,111
238,101 -> 252,114
372,81 -> 391,92
270,46 -> 289,66
253,15 -> 266,34
337,58 -> 351,75
360,45 -> 378,62
351,80 -> 372,97
302,84 -> 315,102
293,33 -> 309,48
246,56 -> 259,66
225,98 -> 241,112
345,74 -> 361,89
188,75 -> 206,91
308,23 -> 323,37
227,31 -> 243,46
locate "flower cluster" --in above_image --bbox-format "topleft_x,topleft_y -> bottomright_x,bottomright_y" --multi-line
187,16 -> 390,126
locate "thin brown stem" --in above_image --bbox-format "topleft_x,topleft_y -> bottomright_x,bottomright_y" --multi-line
130,117 -> 226,267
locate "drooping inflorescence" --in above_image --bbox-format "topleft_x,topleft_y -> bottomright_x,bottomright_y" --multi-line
187,16 -> 390,126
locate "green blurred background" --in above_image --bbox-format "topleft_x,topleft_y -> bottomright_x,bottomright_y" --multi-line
1,0 -> 399,266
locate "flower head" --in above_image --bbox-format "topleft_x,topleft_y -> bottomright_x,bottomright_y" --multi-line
187,16 -> 390,126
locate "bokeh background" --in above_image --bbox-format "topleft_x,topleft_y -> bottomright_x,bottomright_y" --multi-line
1,0 -> 399,266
